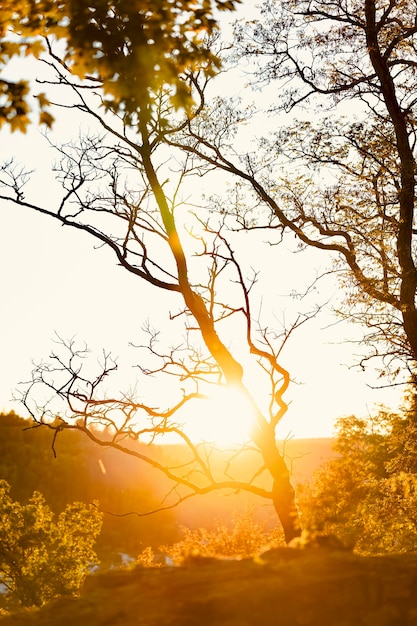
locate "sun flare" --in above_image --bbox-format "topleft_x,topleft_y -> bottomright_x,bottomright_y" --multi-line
183,385 -> 257,447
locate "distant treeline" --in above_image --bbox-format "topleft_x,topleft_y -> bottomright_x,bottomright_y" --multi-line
0,411 -> 335,560
0,412 -> 178,558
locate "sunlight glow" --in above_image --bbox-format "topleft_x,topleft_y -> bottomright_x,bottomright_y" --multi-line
184,385 -> 258,447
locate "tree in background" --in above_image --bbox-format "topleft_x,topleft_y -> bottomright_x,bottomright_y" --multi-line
166,0 -> 417,388
300,397 -> 417,554
0,480 -> 102,609
0,412 -> 179,557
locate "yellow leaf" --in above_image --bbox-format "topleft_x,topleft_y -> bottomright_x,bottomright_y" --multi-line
36,92 -> 50,109
2,42 -> 21,58
27,39 -> 45,59
39,111 -> 54,128
10,115 -> 28,133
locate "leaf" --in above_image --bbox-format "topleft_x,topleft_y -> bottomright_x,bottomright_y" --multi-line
170,82 -> 194,112
9,114 -> 28,133
1,41 -> 21,59
39,111 -> 54,128
27,39 -> 45,59
36,92 -> 50,109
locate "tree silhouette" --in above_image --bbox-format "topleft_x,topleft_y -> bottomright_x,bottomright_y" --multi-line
220,0 -> 417,385
0,32 -> 307,541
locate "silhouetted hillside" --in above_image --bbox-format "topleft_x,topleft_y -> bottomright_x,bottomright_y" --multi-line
0,412 -> 178,556
0,412 -> 335,554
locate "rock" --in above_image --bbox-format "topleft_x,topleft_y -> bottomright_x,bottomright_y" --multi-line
2,550 -> 417,625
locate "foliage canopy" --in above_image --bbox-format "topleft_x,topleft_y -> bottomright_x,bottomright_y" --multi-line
0,0 -> 239,130
137,508 -> 285,565
301,398 -> 417,554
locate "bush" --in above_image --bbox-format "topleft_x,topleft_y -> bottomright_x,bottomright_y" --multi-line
137,508 -> 285,566
0,480 -> 103,609
299,403 -> 417,554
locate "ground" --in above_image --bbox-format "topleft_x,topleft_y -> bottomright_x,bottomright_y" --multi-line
2,547 -> 417,625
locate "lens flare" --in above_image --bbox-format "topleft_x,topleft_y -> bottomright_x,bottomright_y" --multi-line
184,385 -> 257,446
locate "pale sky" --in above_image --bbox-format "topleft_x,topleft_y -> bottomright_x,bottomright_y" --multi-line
0,5 -> 406,441
0,130 -> 402,439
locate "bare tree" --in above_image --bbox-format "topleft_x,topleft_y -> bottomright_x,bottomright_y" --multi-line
0,48 -> 308,542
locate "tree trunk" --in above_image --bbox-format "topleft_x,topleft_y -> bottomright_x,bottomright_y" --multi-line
365,0 -> 417,365
254,423 -> 302,543
272,476 -> 301,544
140,121 -> 301,542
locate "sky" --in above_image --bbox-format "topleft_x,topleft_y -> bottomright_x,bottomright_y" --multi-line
0,128 -> 402,440
0,6 -> 406,442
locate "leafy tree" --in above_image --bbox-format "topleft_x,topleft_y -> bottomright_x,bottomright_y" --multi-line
167,0 -> 417,388
300,402 -> 417,554
0,480 -> 103,608
0,0 -> 239,130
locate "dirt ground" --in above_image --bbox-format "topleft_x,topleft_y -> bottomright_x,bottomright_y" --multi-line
2,547 -> 417,626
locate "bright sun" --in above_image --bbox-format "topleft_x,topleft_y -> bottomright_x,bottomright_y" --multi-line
183,385 -> 257,447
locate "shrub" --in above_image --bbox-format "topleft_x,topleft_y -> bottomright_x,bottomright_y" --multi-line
137,508 -> 285,566
0,480 -> 103,608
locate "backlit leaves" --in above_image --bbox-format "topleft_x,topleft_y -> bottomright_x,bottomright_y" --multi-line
301,404 -> 417,554
0,79 -> 30,132
0,480 -> 103,608
0,0 -> 240,130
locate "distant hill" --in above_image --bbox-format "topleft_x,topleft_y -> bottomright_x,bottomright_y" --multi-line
277,437 -> 335,485
154,438 -> 336,530
0,411 -> 336,549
